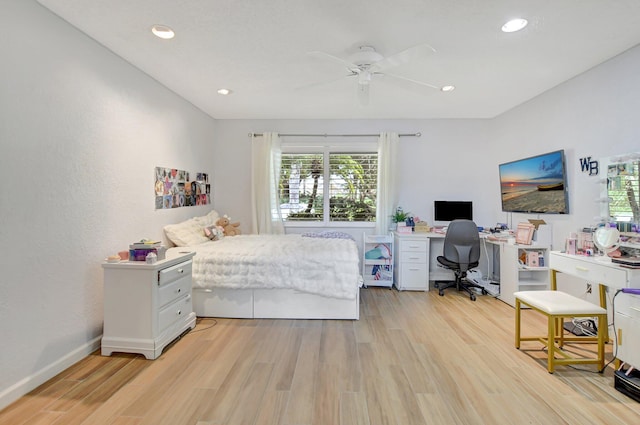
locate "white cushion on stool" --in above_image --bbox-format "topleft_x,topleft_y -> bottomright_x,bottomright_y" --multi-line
514,290 -> 607,315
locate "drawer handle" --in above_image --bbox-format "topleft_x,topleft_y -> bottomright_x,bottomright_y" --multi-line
409,267 -> 420,271
177,288 -> 181,293
575,266 -> 589,272
177,269 -> 184,274
409,256 -> 420,260
631,307 -> 640,313
177,310 -> 182,316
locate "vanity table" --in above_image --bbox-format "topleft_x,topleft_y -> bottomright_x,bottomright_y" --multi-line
549,251 -> 640,366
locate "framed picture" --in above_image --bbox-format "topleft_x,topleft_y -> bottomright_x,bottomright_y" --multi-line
516,222 -> 535,245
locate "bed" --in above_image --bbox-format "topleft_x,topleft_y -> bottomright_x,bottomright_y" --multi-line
163,210 -> 362,319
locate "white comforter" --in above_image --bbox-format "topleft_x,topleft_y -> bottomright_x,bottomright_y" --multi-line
169,234 -> 361,300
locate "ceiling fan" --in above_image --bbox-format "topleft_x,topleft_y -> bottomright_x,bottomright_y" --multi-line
304,44 -> 439,105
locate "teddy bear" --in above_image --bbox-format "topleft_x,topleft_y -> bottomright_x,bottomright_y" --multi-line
216,215 -> 241,236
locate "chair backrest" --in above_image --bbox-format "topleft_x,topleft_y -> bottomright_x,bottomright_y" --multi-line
442,219 -> 480,272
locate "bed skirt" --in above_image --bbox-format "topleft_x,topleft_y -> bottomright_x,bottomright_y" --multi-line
192,287 -> 360,320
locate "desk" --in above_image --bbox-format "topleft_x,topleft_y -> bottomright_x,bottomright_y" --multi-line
393,231 -> 494,291
549,251 -> 640,347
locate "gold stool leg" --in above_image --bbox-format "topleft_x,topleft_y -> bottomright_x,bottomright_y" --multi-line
597,313 -> 606,371
548,314 -> 556,373
515,299 -> 521,349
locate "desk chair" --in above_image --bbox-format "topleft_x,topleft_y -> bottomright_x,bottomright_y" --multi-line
434,219 -> 486,301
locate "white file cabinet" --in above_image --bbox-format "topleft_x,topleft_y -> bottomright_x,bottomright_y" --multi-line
393,232 -> 430,291
615,292 -> 640,368
101,252 -> 196,359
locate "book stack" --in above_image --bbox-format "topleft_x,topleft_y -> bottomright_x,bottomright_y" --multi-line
129,240 -> 164,261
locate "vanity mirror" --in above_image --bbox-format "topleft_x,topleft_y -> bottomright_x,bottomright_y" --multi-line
593,226 -> 621,255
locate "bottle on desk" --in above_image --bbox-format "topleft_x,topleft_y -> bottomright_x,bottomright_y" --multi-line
566,233 -> 577,255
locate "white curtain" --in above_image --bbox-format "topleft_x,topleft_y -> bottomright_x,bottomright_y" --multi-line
251,132 -> 285,234
376,132 -> 399,234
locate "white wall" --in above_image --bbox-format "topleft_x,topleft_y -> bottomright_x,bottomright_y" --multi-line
492,44 -> 640,302
0,1 -> 216,408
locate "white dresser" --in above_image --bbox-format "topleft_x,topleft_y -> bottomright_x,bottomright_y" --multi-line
101,252 -> 196,360
393,232 -> 430,291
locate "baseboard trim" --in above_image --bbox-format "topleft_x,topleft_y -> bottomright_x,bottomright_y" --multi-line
0,335 -> 102,411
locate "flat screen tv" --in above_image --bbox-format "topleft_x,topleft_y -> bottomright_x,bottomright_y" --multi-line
434,201 -> 473,222
499,149 -> 569,214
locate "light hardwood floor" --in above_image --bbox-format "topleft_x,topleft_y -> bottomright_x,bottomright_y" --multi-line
2,288 -> 639,425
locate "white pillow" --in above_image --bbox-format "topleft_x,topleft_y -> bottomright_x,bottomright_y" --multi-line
197,209 -> 220,227
164,210 -> 221,247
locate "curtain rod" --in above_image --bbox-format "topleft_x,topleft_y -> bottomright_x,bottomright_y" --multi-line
248,132 -> 421,138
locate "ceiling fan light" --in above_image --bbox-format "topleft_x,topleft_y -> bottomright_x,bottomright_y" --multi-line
501,18 -> 528,33
441,85 -> 455,92
217,88 -> 232,95
151,24 -> 175,39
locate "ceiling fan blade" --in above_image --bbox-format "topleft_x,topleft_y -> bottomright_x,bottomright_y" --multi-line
357,83 -> 369,106
370,43 -> 437,72
306,50 -> 359,71
381,72 -> 440,91
295,73 -> 356,91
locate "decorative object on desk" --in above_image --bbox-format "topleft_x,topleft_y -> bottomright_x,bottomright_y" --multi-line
515,222 -> 535,245
593,225 -> 621,256
414,221 -> 431,233
392,207 -> 410,224
106,255 -> 120,263
405,216 -> 415,231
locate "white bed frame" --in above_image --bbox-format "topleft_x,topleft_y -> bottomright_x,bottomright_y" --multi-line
192,287 -> 360,320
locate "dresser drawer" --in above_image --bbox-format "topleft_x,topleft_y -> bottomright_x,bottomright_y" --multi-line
158,274 -> 191,307
551,255 -> 628,288
399,240 -> 427,253
615,293 -> 640,320
158,260 -> 192,286
400,250 -> 427,263
158,294 -> 192,331
400,263 -> 428,282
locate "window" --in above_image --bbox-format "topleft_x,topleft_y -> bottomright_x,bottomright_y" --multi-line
279,150 -> 378,224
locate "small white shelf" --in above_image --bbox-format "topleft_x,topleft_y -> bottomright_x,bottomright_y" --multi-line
362,233 -> 394,288
498,244 -> 550,307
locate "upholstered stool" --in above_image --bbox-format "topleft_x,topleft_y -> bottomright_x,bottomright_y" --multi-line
514,290 -> 607,373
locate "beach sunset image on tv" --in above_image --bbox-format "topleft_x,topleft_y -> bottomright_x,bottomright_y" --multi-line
499,150 -> 569,214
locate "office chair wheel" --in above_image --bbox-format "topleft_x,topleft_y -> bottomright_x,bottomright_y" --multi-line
470,293 -> 476,301
438,289 -> 445,296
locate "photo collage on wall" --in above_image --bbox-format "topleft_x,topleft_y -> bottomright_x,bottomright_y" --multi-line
155,167 -> 210,209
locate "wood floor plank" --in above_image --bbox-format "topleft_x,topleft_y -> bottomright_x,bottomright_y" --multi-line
340,392 -> 370,425
1,288 -> 637,425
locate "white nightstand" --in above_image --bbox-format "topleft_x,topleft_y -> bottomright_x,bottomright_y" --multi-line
101,251 -> 196,359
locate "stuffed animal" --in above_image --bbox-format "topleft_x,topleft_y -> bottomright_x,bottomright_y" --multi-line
216,215 -> 241,236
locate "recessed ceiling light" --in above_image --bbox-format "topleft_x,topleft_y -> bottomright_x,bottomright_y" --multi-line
217,88 -> 232,95
151,24 -> 175,39
441,85 -> 455,92
502,18 -> 528,33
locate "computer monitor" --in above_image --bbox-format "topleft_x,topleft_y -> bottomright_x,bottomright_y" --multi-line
434,201 -> 473,222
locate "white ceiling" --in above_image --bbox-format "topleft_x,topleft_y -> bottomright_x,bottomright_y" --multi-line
37,0 -> 640,120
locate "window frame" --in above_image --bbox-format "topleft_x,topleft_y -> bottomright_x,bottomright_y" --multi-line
280,140 -> 378,228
